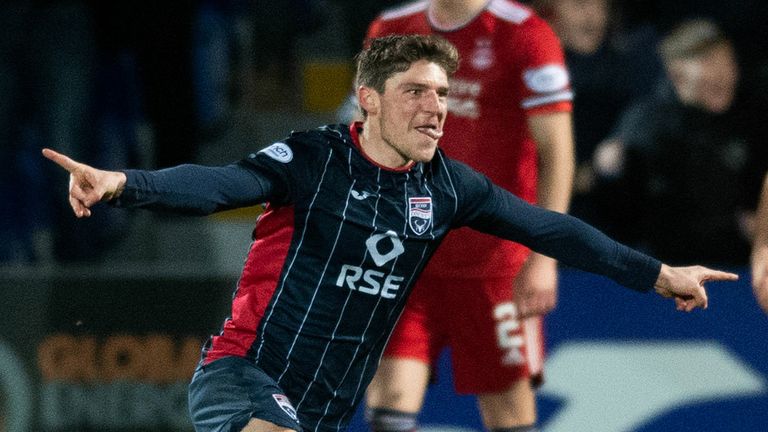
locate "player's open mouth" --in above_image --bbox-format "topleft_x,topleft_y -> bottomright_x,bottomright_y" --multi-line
415,126 -> 443,140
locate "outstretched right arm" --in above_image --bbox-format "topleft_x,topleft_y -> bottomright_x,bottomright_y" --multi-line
43,148 -> 279,217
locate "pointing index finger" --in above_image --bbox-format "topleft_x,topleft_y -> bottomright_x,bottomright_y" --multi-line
42,148 -> 81,173
704,270 -> 739,282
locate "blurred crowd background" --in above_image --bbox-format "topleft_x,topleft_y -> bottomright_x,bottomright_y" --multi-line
2,1 -> 768,431
1,0 -> 768,270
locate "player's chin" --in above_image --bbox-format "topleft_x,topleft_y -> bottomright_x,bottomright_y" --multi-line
412,144 -> 437,162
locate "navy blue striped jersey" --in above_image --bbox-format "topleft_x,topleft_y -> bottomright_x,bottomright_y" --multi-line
115,123 -> 660,431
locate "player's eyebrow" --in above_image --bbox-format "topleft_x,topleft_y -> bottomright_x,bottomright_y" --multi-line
398,82 -> 450,94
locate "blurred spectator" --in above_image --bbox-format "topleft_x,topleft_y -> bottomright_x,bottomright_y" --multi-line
621,0 -> 768,44
92,1 -> 201,169
2,0 -> 299,264
193,0 -> 241,139
243,0 -> 329,110
593,18 -> 768,265
0,0 -> 106,263
2,0 -> 235,263
536,0 -> 662,241
331,0 -> 403,59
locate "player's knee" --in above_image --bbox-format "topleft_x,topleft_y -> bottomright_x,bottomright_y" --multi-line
365,407 -> 418,432
366,379 -> 425,411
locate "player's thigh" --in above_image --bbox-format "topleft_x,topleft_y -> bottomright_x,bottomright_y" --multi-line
476,379 -> 537,428
381,274 -> 446,368
366,357 -> 431,412
188,356 -> 303,432
446,278 -> 544,393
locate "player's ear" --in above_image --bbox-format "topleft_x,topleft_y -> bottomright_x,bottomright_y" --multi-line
357,86 -> 380,115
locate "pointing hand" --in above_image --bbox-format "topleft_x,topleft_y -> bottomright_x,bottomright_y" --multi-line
42,148 -> 127,218
654,264 -> 739,312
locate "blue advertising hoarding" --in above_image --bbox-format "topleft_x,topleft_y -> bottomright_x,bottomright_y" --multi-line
346,268 -> 768,432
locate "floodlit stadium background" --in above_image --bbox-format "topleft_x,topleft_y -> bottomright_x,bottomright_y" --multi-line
2,1 -> 767,431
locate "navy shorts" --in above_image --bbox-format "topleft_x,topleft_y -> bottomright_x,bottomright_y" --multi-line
188,356 -> 304,432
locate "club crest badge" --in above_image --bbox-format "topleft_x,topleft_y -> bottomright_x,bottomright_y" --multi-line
471,38 -> 494,70
408,197 -> 432,235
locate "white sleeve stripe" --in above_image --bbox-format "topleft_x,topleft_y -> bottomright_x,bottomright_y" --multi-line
488,0 -> 532,24
521,90 -> 574,109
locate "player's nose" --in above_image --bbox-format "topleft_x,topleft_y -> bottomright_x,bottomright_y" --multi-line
420,90 -> 442,114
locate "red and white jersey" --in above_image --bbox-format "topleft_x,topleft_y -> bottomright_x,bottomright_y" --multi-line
367,0 -> 573,277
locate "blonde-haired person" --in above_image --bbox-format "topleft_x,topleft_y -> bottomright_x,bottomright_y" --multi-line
592,18 -> 768,266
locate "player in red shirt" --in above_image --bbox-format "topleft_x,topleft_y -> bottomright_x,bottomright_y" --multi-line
361,1 -> 575,431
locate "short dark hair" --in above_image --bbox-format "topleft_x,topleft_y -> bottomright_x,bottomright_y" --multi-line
354,34 -> 460,94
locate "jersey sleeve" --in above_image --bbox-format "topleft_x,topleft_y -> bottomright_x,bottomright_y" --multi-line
514,16 -> 573,115
240,131 -> 331,205
448,158 -> 661,292
113,162 -> 278,215
113,131 -> 328,215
